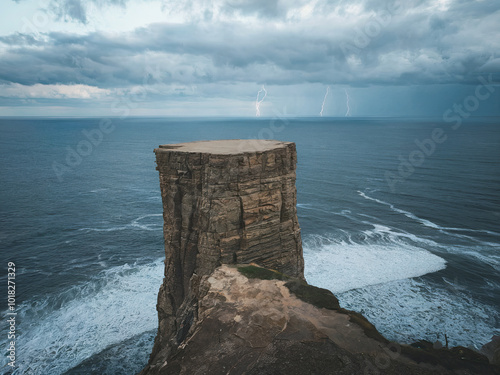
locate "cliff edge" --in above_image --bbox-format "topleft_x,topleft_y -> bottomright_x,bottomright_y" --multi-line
141,139 -> 498,375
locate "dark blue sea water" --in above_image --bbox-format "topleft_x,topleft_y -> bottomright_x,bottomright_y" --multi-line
1,117 -> 499,374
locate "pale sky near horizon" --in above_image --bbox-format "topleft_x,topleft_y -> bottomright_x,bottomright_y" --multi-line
0,0 -> 499,117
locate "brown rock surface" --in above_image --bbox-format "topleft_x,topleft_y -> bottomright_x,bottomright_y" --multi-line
141,139 -> 499,375
144,140 -> 304,370
141,265 -> 497,375
143,265 -> 402,375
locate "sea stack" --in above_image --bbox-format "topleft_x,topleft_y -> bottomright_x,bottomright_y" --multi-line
141,139 -> 497,375
144,140 -> 304,369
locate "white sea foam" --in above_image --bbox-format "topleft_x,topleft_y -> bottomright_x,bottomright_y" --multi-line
304,235 -> 447,293
361,222 -> 443,248
453,247 -> 500,272
358,191 -> 500,238
358,191 -> 440,229
79,214 -> 163,233
338,277 -> 500,349
303,229 -> 499,349
89,188 -> 109,193
131,214 -> 163,231
359,218 -> 500,272
296,203 -> 311,208
358,191 -> 500,245
3,259 -> 164,375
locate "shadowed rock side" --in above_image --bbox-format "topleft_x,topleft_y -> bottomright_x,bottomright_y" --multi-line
142,265 -> 497,375
141,139 -> 499,375
143,140 -> 304,372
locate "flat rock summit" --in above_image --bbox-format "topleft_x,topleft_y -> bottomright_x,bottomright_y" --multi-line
140,139 -> 499,375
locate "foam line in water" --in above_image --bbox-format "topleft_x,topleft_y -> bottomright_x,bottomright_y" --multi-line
453,247 -> 500,272
358,191 -> 440,228
358,191 -> 500,238
296,204 -> 360,223
1,259 -> 164,375
304,235 -> 446,293
79,213 -> 163,232
361,222 -> 443,248
89,188 -> 109,193
359,221 -> 500,271
131,214 -> 163,230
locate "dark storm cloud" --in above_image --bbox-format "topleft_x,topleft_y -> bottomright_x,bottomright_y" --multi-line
221,0 -> 285,18
1,0 -> 499,93
448,0 -> 500,17
50,0 -> 88,23
0,33 -> 39,46
0,25 -> 336,87
43,0 -> 290,24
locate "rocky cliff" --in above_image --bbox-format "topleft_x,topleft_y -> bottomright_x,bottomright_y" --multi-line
141,139 -> 499,375
144,140 -> 304,371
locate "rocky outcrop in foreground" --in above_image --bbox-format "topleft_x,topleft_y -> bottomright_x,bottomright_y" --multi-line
141,139 -> 499,375
142,264 -> 497,374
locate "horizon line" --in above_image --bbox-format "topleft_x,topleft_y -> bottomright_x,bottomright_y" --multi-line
1,115 -> 499,120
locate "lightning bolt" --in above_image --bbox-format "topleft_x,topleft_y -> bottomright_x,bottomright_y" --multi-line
344,88 -> 351,117
319,86 -> 330,117
255,85 -> 267,117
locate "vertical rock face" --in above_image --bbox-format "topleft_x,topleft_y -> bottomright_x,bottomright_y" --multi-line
147,139 -> 303,366
142,139 -> 498,375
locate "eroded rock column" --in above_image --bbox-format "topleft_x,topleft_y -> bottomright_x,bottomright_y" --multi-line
148,139 -> 303,365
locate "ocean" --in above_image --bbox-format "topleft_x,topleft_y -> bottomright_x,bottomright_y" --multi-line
1,117 -> 499,374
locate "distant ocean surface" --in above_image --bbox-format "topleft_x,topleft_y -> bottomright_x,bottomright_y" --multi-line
1,117 -> 499,374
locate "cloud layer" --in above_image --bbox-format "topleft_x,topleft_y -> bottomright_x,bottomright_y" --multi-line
1,0 -> 499,116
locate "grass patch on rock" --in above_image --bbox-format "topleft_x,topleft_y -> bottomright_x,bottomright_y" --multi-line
236,264 -> 498,372
237,264 -> 387,343
284,279 -> 340,310
237,265 -> 290,281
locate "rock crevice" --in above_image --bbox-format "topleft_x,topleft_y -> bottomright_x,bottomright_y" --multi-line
141,139 -> 498,375
145,140 -> 304,368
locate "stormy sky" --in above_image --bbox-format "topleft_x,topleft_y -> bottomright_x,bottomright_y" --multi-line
1,0 -> 499,117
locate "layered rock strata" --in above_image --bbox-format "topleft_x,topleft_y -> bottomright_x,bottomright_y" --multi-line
144,140 -> 304,370
141,139 -> 498,375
